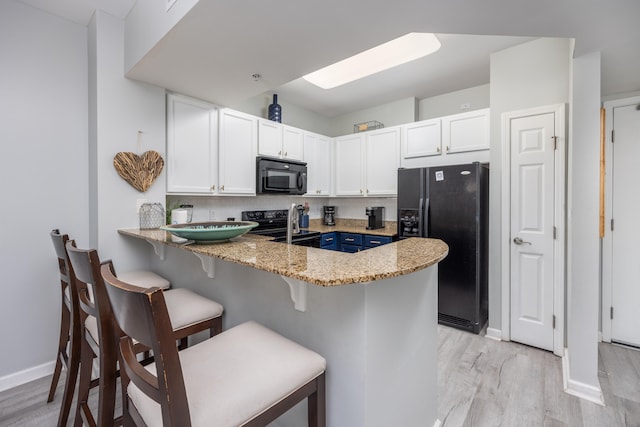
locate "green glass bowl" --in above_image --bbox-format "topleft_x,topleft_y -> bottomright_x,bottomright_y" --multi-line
160,221 -> 258,243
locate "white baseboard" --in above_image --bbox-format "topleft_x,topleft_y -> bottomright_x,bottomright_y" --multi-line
0,360 -> 55,393
485,327 -> 502,341
562,348 -> 605,406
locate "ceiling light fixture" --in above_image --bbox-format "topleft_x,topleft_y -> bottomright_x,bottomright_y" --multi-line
303,33 -> 441,89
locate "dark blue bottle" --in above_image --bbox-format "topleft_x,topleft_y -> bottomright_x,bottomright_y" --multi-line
268,94 -> 282,123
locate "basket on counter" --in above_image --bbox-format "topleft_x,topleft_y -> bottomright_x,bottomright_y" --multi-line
354,120 -> 384,133
139,203 -> 165,229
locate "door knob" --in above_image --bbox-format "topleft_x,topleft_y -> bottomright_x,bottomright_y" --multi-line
513,237 -> 531,245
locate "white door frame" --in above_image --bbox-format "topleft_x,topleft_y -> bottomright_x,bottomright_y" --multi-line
601,95 -> 640,343
501,103 -> 566,356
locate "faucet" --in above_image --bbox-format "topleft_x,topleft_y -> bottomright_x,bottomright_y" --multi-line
286,203 -> 300,244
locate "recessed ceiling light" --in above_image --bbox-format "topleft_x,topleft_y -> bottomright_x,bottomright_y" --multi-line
303,33 -> 441,89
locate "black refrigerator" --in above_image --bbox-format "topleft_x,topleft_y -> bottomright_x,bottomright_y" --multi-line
398,163 -> 489,333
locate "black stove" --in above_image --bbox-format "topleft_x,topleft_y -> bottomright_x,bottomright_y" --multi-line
241,210 -> 321,247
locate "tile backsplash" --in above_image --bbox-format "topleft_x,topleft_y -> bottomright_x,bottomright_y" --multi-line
166,195 -> 397,223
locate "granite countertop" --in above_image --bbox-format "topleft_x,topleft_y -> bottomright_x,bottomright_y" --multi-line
304,218 -> 397,237
119,228 -> 447,287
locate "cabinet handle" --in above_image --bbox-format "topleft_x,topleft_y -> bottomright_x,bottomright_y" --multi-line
326,237 -> 334,242
446,146 -> 450,152
220,185 -> 225,191
437,147 -> 441,153
284,151 -> 288,157
345,238 -> 355,242
366,189 -> 369,194
360,189 -> 363,194
278,150 -> 282,155
370,240 -> 381,244
211,185 -> 216,191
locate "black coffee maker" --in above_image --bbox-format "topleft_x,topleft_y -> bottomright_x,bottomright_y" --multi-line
366,207 -> 384,230
323,206 -> 336,226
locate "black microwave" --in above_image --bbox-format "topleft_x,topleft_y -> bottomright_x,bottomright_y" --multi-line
256,156 -> 307,195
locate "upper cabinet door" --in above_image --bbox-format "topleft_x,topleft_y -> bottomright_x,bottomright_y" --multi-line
335,134 -> 365,196
218,109 -> 257,195
257,119 -> 283,158
303,132 -> 319,196
401,118 -> 441,166
282,125 -> 304,161
316,135 -> 332,196
303,132 -> 332,196
442,108 -> 490,154
365,127 -> 400,196
257,120 -> 304,161
166,94 -> 218,193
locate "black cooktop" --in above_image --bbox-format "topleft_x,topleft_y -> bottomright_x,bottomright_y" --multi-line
241,209 -> 320,241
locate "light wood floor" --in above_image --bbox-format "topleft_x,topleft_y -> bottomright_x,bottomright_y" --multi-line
1,326 -> 638,426
438,326 -> 640,427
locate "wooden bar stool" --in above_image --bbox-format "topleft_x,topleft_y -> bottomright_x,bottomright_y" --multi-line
47,229 -> 81,427
47,230 -> 175,427
101,263 -> 327,427
65,240 -> 224,427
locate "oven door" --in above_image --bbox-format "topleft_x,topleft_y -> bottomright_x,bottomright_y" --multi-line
257,157 -> 307,195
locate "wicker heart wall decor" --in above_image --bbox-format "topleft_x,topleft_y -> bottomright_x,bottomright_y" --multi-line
113,150 -> 164,192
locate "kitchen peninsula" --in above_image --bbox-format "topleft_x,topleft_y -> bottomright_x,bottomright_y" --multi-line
120,228 -> 448,427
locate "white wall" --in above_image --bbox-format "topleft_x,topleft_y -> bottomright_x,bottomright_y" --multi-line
88,11 -> 168,273
0,1 -> 89,385
419,84 -> 490,120
229,93 -> 335,137
566,51 -> 602,395
124,0 -> 199,73
488,38 -> 572,331
329,97 -> 417,137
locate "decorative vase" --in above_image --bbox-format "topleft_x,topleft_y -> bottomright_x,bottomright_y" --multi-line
268,94 -> 282,123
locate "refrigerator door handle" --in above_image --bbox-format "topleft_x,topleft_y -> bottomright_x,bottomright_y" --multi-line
422,197 -> 429,237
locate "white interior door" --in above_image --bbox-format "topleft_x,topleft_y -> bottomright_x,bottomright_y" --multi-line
611,103 -> 640,347
510,112 -> 556,352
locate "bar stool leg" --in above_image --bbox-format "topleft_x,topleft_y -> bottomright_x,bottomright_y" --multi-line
74,335 -> 94,427
47,303 -> 68,403
55,316 -> 81,427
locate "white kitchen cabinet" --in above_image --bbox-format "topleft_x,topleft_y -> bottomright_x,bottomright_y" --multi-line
442,108 -> 490,153
282,125 -> 304,160
257,119 -> 282,158
166,93 -> 218,193
400,108 -> 490,167
257,120 -> 303,161
334,126 -> 400,197
365,127 -> 400,196
303,132 -> 332,196
335,134 -> 364,196
218,109 -> 257,195
401,118 -> 441,168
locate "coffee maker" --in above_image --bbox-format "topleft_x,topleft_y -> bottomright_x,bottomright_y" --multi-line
366,207 -> 384,230
323,206 -> 336,226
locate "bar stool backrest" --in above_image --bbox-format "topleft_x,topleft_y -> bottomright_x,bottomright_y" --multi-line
100,263 -> 191,426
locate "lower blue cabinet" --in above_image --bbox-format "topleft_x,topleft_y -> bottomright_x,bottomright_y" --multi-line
321,232 -> 338,250
364,235 -> 393,249
321,231 -> 394,252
